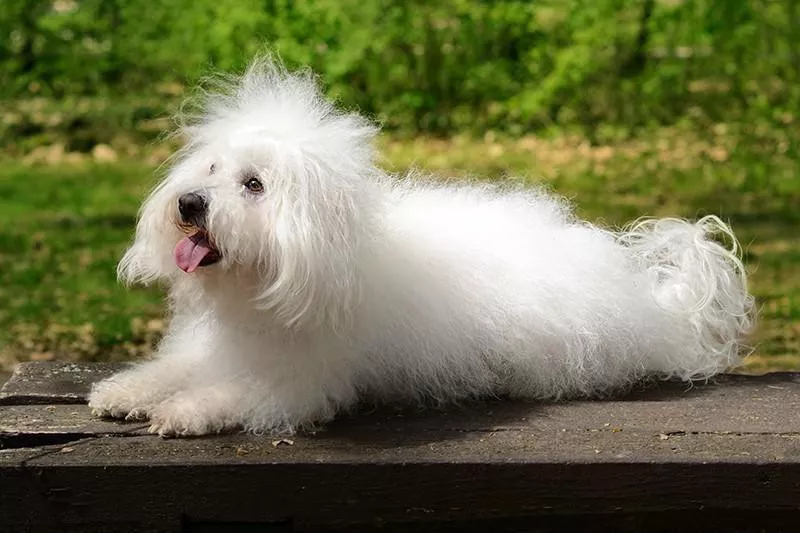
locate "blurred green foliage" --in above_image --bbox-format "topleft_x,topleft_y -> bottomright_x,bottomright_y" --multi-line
2,0 -> 799,138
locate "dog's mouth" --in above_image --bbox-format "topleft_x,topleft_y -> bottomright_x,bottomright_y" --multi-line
174,231 -> 221,273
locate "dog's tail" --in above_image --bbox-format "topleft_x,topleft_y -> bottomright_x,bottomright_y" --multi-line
618,216 -> 755,380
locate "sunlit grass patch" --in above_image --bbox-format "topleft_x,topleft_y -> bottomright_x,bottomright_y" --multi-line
0,162 -> 165,369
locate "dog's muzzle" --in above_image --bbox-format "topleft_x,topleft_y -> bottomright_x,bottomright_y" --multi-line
178,191 -> 208,228
174,191 -> 221,273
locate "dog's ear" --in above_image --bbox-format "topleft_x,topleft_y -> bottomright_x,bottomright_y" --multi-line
118,240 -> 161,286
118,184 -> 181,286
252,156 -> 372,332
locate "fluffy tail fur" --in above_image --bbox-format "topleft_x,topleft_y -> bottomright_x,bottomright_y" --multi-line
618,215 -> 755,380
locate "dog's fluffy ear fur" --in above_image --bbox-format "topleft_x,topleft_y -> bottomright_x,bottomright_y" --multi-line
118,178 -> 183,286
250,144 -> 373,331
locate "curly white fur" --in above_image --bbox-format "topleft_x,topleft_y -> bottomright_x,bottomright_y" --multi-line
89,58 -> 755,437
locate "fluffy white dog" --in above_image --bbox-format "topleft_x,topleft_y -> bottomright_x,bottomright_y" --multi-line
89,58 -> 754,437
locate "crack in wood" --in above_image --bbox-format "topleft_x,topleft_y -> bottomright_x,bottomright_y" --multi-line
0,432 -> 96,450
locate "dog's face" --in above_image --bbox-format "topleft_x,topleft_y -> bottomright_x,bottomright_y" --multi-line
118,58 -> 378,329
167,146 -> 283,276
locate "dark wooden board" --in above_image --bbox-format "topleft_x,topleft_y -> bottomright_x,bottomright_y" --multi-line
1,362 -> 800,532
0,361 -> 123,405
4,457 -> 800,531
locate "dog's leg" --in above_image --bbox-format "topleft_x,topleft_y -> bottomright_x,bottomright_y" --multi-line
146,380 -> 251,436
89,314 -> 220,420
88,355 -> 198,421
146,372 -> 354,437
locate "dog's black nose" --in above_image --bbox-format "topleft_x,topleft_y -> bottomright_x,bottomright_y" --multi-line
178,192 -> 207,224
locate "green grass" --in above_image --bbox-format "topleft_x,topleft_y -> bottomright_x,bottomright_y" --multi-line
1,130 -> 799,372
0,163 -> 165,366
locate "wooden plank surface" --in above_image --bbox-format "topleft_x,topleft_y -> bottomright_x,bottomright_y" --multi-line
1,362 -> 800,532
0,361 -> 122,405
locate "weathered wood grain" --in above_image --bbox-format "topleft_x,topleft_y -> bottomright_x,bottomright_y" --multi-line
0,361 -> 123,405
1,362 -> 799,532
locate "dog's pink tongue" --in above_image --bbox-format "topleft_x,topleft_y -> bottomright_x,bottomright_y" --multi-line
174,233 -> 212,273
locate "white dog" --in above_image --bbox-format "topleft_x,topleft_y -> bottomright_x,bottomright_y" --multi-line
89,58 -> 754,437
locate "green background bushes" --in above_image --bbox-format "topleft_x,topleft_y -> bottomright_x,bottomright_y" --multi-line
3,0 -> 799,138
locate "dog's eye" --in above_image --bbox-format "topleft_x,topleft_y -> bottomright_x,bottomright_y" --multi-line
209,163 -> 216,175
244,176 -> 264,194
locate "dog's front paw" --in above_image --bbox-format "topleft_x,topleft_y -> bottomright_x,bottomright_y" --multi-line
88,379 -> 153,420
147,395 -> 234,437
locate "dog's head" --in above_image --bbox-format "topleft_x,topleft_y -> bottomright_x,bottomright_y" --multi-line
119,57 -> 379,329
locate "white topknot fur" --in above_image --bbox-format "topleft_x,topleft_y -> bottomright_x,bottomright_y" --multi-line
89,57 -> 755,437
